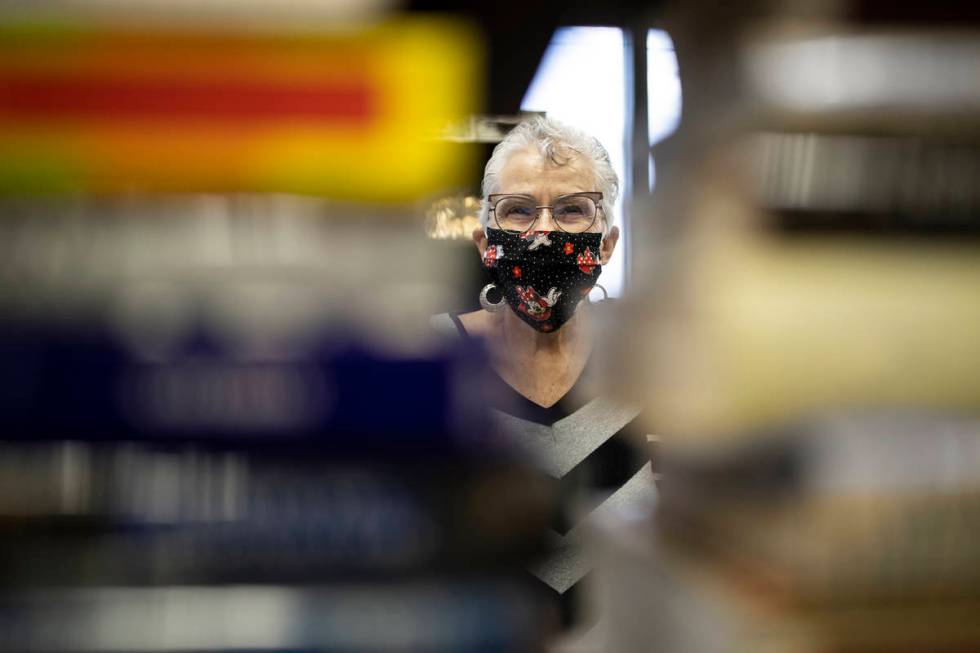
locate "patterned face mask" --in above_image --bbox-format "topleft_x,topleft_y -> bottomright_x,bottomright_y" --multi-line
483,228 -> 603,333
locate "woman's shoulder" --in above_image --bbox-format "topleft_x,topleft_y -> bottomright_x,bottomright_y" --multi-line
430,309 -> 496,339
429,309 -> 494,339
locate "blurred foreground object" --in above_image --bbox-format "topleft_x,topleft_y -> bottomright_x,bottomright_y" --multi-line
0,197 -> 556,649
0,7 -> 557,651
0,583 -> 543,652
623,11 -> 980,442
598,1 -> 980,652
0,15 -> 478,200
597,413 -> 980,653
657,413 -> 980,604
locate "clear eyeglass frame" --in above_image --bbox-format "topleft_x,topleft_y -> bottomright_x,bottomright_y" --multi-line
487,191 -> 604,234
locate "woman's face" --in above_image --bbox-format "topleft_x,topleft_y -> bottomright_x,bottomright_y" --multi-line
474,146 -> 619,262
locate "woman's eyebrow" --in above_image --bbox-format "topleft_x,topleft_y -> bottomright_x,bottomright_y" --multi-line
501,192 -> 585,201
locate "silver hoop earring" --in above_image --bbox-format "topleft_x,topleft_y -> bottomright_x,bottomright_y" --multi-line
587,283 -> 608,303
479,283 -> 505,312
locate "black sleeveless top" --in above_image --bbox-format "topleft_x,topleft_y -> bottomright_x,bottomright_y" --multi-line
440,311 -> 658,628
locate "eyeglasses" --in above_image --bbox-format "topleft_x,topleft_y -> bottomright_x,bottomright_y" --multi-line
487,192 -> 603,233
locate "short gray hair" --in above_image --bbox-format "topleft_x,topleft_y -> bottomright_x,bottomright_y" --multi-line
479,116 -> 619,234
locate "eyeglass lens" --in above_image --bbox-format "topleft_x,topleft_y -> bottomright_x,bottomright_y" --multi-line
493,196 -> 597,233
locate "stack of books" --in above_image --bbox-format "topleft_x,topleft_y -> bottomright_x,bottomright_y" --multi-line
597,412 -> 980,653
0,326 -> 558,652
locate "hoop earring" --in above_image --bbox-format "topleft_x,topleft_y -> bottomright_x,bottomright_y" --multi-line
479,284 -> 505,312
587,283 -> 608,303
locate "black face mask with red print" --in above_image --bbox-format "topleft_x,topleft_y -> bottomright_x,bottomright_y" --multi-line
483,228 -> 603,333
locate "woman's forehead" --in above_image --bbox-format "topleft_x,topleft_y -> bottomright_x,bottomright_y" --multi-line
496,146 -> 596,195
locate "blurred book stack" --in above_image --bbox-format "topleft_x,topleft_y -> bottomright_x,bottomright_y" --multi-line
0,201 -> 560,651
602,1 -> 980,652
656,413 -> 980,653
0,329 -> 557,652
595,414 -> 980,653
0,7 -> 559,652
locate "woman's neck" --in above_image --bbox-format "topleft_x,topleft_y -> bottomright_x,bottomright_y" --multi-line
487,305 -> 594,408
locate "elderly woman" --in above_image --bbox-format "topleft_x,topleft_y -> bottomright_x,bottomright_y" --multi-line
434,117 -> 654,629
459,117 -> 620,408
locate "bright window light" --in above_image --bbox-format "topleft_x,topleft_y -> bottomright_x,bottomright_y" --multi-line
647,30 -> 682,191
521,27 -> 627,297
